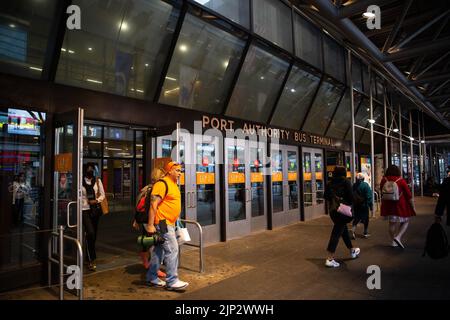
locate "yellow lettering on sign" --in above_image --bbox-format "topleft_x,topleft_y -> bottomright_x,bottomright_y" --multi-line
196,172 -> 215,185
272,172 -> 283,182
228,172 -> 245,184
251,172 -> 264,183
304,172 -> 312,181
288,172 -> 297,181
55,153 -> 72,173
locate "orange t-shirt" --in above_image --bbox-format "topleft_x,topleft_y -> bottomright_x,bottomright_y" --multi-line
151,177 -> 181,226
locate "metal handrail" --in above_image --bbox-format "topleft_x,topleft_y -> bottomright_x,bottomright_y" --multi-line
179,219 -> 204,273
47,226 -> 83,300
373,191 -> 381,216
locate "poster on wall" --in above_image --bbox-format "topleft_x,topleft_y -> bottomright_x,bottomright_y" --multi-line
374,154 -> 384,192
360,156 -> 372,186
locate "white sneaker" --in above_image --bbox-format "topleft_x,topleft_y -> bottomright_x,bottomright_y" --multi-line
393,237 -> 405,249
325,259 -> 340,268
148,278 -> 166,288
166,280 -> 189,291
351,247 -> 361,259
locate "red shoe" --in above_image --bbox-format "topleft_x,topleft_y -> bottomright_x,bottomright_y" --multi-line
157,270 -> 166,278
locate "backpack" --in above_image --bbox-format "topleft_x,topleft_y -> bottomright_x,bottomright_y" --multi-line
134,179 -> 168,224
381,178 -> 402,201
353,184 -> 365,208
423,223 -> 449,259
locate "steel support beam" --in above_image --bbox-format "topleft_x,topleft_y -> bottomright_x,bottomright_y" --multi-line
338,0 -> 395,19
382,0 -> 413,53
412,52 -> 450,80
427,94 -> 450,101
384,37 -> 450,62
304,0 -> 450,129
409,72 -> 450,86
390,10 -> 450,51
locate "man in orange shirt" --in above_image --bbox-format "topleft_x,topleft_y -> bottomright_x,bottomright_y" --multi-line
146,161 -> 188,291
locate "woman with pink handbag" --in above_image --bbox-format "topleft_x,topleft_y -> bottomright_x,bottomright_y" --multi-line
324,166 -> 361,268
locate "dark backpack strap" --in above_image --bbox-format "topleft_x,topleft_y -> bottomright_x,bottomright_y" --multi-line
156,179 -> 168,199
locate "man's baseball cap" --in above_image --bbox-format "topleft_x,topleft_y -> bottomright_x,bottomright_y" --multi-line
164,161 -> 181,173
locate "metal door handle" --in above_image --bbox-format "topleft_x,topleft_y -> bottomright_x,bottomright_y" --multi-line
186,192 -> 190,208
192,192 -> 197,208
66,201 -> 77,228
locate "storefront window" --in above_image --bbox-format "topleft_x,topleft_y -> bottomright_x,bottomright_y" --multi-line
159,13 -> 246,113
271,64 -> 320,129
302,79 -> 344,135
0,107 -> 45,271
56,0 -> 179,100
253,0 -> 293,52
293,13 -> 322,70
323,36 -> 345,83
226,43 -> 289,123
83,125 -> 102,157
193,0 -> 250,29
104,127 -> 134,158
328,90 -> 361,140
0,1 -> 57,79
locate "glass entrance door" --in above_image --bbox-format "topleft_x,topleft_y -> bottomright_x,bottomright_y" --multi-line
224,138 -> 267,240
53,108 -> 84,274
271,144 -> 300,228
156,132 -> 221,244
302,147 -> 325,219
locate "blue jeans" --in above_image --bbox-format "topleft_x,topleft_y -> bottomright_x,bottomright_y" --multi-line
146,225 -> 179,286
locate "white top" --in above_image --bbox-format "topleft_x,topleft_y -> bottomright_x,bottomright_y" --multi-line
81,177 -> 105,211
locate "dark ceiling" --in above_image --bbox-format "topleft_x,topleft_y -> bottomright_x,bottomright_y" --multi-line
290,0 -> 450,127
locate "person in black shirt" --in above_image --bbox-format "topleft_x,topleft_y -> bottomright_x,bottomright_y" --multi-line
324,166 -> 360,268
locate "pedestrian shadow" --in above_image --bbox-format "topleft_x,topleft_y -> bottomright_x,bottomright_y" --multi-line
125,264 -> 145,275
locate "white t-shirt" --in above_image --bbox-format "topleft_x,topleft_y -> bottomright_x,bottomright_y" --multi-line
81,178 -> 105,211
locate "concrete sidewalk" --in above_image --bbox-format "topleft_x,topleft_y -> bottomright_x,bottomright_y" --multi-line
2,196 -> 449,300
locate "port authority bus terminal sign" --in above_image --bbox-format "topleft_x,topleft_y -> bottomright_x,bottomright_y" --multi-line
201,115 -> 347,149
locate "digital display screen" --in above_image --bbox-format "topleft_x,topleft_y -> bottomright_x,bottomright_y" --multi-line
0,108 -> 45,136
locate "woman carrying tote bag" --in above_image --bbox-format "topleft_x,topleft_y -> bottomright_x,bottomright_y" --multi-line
324,166 -> 360,268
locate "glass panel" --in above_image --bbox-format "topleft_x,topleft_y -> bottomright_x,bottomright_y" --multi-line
193,0 -> 250,29
196,143 -> 216,226
327,90 -> 362,140
287,151 -> 298,210
362,64 -> 370,95
372,104 -> 384,133
250,147 -> 264,217
323,36 -> 345,83
159,13 -> 246,113
83,125 -> 102,157
0,1 -> 57,79
56,0 -> 179,100
136,131 -> 143,159
302,79 -> 344,135
103,159 -> 133,214
352,57 -> 363,92
376,77 -> 384,102
271,149 -> 283,213
136,160 -> 143,203
271,64 -> 320,129
303,152 -> 312,207
226,44 -> 289,122
0,108 -> 45,271
293,13 -> 322,70
160,138 -> 173,158
253,0 -> 293,52
227,143 -> 246,222
354,98 -> 371,127
315,153 -> 324,204
104,127 -> 134,158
